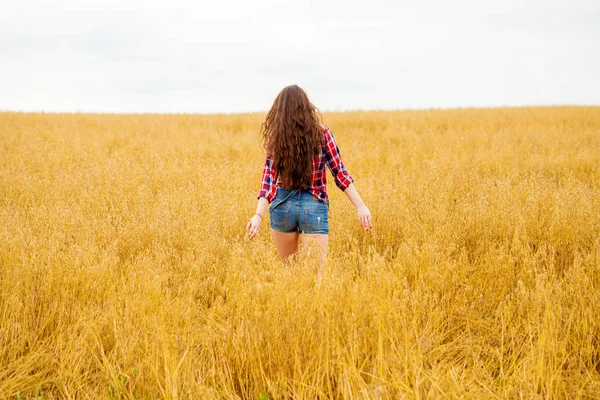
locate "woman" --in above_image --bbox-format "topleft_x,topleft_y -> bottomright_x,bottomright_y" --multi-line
247,85 -> 372,264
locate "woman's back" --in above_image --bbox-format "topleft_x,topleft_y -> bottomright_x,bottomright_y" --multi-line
258,126 -> 354,203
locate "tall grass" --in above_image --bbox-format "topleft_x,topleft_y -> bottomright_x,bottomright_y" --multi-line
1,107 -> 599,398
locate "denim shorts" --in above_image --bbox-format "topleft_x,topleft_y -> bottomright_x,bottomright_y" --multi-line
269,188 -> 329,234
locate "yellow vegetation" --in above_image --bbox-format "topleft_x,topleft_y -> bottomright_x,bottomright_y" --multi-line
1,107 -> 599,399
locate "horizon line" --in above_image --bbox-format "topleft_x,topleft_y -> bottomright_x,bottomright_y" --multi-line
1,104 -> 598,116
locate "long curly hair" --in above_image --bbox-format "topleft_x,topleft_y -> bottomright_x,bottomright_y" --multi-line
261,85 -> 322,189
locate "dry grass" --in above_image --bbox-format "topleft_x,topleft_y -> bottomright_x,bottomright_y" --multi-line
1,107 -> 599,399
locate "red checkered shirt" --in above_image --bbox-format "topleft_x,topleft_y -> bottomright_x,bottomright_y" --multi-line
257,126 -> 354,203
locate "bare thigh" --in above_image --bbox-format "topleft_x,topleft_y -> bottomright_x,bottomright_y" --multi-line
300,234 -> 329,263
271,229 -> 299,261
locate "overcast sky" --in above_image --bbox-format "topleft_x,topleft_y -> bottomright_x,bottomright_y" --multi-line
1,0 -> 599,113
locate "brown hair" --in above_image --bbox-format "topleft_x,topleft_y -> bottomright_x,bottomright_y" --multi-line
261,85 -> 322,189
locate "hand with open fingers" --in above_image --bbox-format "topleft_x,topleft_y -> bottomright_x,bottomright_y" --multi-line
357,204 -> 373,232
246,213 -> 263,239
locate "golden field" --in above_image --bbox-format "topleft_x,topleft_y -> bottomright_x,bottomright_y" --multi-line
1,107 -> 599,399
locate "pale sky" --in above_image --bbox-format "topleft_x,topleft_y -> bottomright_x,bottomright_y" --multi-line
1,0 -> 599,113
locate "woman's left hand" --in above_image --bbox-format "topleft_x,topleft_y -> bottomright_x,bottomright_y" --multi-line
246,214 -> 263,239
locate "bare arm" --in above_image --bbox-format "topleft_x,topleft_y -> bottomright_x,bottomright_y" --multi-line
343,182 -> 364,208
247,196 -> 269,239
323,127 -> 373,232
255,196 -> 269,218
343,183 -> 373,231
248,154 -> 277,239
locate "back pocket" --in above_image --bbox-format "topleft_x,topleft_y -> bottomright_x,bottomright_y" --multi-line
305,207 -> 326,229
270,205 -> 291,230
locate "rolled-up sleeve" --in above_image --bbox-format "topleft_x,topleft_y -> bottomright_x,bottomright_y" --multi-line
324,128 -> 354,190
257,153 -> 278,203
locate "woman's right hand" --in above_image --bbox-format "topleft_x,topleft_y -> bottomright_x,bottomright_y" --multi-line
357,204 -> 373,231
246,214 -> 263,239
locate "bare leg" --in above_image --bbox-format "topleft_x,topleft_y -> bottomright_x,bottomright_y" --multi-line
300,234 -> 329,280
271,229 -> 299,262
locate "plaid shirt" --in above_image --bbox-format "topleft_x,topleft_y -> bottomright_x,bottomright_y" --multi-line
258,126 -> 354,203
